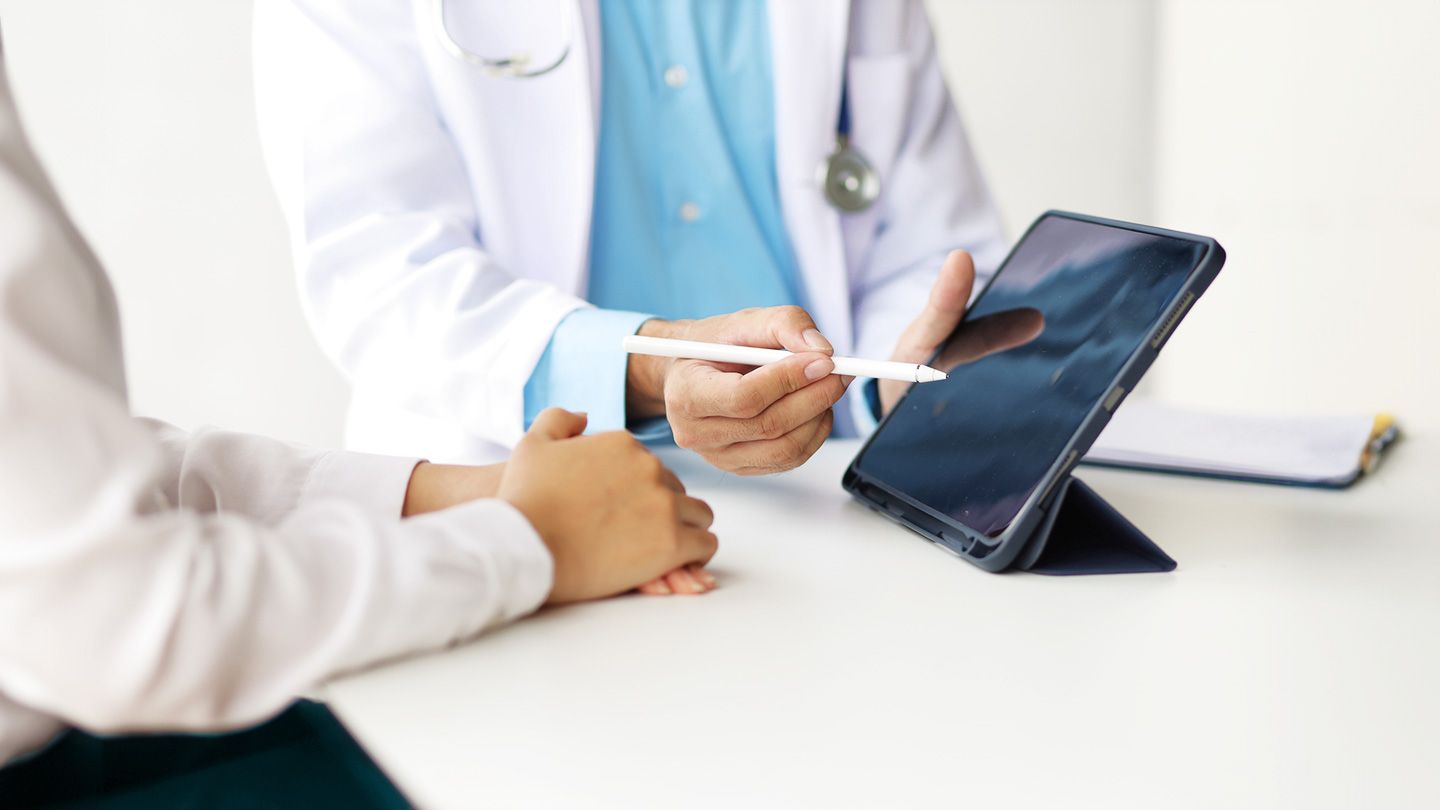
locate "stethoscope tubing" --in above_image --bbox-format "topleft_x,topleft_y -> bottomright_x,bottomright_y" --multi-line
432,0 -> 878,210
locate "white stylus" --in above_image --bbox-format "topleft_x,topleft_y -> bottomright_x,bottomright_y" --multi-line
623,335 -> 948,383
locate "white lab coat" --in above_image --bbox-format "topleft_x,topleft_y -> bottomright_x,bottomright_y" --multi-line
254,0 -> 1006,464
0,33 -> 551,765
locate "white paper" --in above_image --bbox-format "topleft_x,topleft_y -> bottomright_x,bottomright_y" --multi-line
1086,400 -> 1375,485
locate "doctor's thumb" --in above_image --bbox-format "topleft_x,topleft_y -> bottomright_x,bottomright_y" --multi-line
525,408 -> 589,442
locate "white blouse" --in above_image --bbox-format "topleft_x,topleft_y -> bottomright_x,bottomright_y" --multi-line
0,32 -> 552,765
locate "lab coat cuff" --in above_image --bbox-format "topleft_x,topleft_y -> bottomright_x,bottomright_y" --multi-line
303,450 -> 421,522
413,498 -> 555,624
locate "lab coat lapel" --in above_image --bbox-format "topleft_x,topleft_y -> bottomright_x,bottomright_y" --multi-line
768,0 -> 853,350
578,0 -> 601,132
564,0 -> 600,295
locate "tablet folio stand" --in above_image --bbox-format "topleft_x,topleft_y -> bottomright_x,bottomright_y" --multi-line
1013,476 -> 1176,575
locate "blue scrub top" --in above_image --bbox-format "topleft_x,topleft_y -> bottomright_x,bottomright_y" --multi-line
523,0 -> 803,433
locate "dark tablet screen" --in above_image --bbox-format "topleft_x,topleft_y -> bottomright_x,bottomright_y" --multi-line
855,215 -> 1207,538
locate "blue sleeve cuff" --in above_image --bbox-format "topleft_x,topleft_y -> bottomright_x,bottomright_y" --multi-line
523,308 -> 655,434
848,378 -> 884,437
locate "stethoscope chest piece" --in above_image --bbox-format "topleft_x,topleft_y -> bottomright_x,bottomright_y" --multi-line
821,137 -> 880,213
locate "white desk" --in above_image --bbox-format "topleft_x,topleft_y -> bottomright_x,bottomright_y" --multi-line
326,437 -> 1440,809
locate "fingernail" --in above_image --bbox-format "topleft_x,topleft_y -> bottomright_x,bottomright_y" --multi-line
804,357 -> 834,381
803,328 -> 833,352
697,569 -> 717,587
651,581 -> 671,595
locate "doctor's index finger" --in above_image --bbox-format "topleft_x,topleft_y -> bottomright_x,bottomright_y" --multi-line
678,352 -> 833,419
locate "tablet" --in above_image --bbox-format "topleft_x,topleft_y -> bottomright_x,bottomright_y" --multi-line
843,211 -> 1225,572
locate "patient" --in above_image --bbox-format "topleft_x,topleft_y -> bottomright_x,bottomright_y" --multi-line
0,31 -> 713,807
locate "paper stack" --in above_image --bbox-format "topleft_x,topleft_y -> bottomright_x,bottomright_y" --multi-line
1084,400 -> 1400,488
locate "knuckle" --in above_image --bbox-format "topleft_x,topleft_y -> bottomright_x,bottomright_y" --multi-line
643,487 -> 670,516
773,431 -> 809,467
694,497 -> 716,525
663,386 -> 684,413
781,435 -> 808,465
781,305 -> 816,329
731,388 -> 767,419
755,409 -> 786,441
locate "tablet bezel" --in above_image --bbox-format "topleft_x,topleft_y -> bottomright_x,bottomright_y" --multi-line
842,210 -> 1226,572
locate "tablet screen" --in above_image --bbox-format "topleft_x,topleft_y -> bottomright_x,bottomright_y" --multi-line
855,215 -> 1207,539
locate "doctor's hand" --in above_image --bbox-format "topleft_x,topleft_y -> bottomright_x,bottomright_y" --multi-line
627,307 -> 852,475
880,250 -> 1046,415
499,408 -> 719,604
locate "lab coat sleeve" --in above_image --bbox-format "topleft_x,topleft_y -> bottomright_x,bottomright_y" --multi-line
252,0 -> 584,449
0,56 -> 553,738
845,0 -> 1010,434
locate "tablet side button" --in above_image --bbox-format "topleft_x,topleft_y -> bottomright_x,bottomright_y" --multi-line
1103,385 -> 1126,412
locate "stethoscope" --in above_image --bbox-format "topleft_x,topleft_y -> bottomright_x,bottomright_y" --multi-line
432,0 -> 880,212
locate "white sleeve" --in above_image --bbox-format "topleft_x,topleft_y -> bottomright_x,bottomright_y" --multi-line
0,41 -> 552,736
252,0 -> 584,448
845,0 -> 1011,434
144,418 -> 424,527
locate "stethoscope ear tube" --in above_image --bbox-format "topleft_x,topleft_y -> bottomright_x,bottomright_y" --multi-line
433,0 -> 574,79
436,0 -> 880,210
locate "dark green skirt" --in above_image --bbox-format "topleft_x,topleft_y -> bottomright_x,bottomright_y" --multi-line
0,700 -> 411,809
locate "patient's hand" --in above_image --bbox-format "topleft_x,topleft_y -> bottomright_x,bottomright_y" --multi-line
402,461 -> 506,516
880,250 -> 1045,415
635,564 -> 718,596
500,409 -> 718,604
404,452 -> 718,597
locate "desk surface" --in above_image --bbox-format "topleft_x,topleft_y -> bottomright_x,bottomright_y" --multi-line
326,437 -> 1439,809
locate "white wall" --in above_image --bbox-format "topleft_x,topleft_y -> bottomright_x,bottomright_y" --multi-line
0,0 -> 349,447
925,0 -> 1159,231
1150,0 -> 1440,428
3,0 -> 1434,448
933,0 -> 1439,430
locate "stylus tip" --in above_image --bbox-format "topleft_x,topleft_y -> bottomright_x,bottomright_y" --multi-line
915,366 -> 948,383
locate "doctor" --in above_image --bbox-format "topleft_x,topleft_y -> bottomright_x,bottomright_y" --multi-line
254,0 -> 1008,474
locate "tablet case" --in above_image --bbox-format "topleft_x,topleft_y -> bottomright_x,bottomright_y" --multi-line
1013,476 -> 1175,575
842,210 -> 1221,576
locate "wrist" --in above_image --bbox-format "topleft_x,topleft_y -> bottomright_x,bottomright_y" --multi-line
626,318 -> 689,420
403,461 -> 506,517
